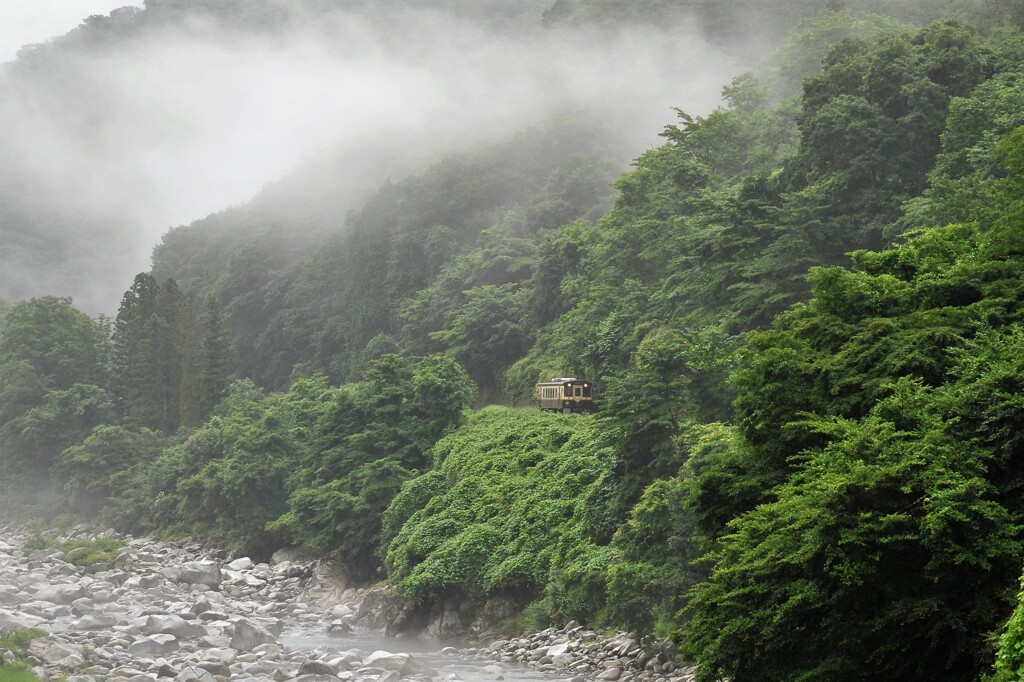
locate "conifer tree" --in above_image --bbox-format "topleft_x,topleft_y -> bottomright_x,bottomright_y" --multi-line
177,292 -> 203,428
154,278 -> 184,432
113,273 -> 161,429
200,294 -> 231,418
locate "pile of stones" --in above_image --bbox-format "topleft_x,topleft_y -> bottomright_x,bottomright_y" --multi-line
448,623 -> 697,682
0,525 -> 436,682
0,525 -> 699,682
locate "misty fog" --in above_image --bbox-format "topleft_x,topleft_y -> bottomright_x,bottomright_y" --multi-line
0,2 -> 741,314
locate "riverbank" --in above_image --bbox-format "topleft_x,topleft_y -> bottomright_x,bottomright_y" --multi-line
0,526 -> 695,682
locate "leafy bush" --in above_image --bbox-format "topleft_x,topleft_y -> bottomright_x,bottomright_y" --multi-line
58,536 -> 124,567
385,407 -> 617,619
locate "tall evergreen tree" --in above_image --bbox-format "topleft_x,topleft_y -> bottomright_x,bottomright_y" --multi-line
177,292 -> 203,429
154,278 -> 184,432
200,294 -> 231,418
113,273 -> 161,429
114,273 -> 191,432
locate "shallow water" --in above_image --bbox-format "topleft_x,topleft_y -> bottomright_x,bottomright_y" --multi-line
281,627 -> 571,682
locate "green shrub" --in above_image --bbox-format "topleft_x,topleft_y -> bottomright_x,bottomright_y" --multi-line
384,407 -> 617,620
58,536 -> 124,567
20,525 -> 50,553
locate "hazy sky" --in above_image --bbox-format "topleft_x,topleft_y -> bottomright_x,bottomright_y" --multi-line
0,0 -> 137,62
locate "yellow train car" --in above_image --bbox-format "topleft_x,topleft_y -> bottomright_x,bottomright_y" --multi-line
537,377 -> 595,413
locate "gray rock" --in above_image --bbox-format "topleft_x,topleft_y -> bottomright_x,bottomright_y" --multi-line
127,634 -> 179,657
198,635 -> 231,648
328,619 -> 352,635
75,614 -> 118,630
552,653 -> 574,668
0,608 -> 45,629
29,640 -> 82,665
597,668 -> 623,681
226,557 -> 254,571
300,659 -> 339,676
190,598 -> 213,616
34,584 -> 85,604
197,661 -> 231,677
362,651 -> 410,672
162,562 -> 222,589
230,618 -> 276,651
28,547 -> 63,562
252,642 -> 283,657
176,666 -> 217,681
548,643 -> 572,657
144,614 -> 206,640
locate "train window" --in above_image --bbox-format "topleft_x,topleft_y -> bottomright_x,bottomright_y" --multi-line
582,385 -> 592,397
563,385 -> 571,397
574,386 -> 582,397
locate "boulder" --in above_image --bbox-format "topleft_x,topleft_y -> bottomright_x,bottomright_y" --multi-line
197,661 -> 231,677
74,614 -> 118,630
162,562 -> 222,589
548,643 -> 572,657
230,618 -> 277,651
0,608 -> 45,629
362,651 -> 410,672
34,584 -> 85,604
28,640 -> 81,665
190,598 -> 213,616
299,660 -> 338,676
127,634 -> 178,657
144,614 -> 206,640
175,667 -> 217,682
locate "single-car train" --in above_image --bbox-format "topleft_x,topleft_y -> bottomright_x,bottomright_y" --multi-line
537,377 -> 595,413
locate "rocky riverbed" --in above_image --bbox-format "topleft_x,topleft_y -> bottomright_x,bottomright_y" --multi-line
0,525 -> 696,682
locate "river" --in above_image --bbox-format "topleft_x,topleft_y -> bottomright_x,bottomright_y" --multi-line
282,627 -> 570,682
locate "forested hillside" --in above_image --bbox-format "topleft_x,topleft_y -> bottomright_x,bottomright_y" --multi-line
7,1 -> 1024,680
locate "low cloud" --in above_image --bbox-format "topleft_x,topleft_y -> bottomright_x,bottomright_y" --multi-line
0,2 -> 740,313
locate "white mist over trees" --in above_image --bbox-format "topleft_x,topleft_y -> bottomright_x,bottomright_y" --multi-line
0,0 -> 739,314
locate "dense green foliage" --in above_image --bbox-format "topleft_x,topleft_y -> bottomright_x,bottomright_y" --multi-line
74,355 -> 473,570
0,296 -> 112,512
384,408 -> 615,615
682,120 -> 1024,681
10,3 -> 1024,681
